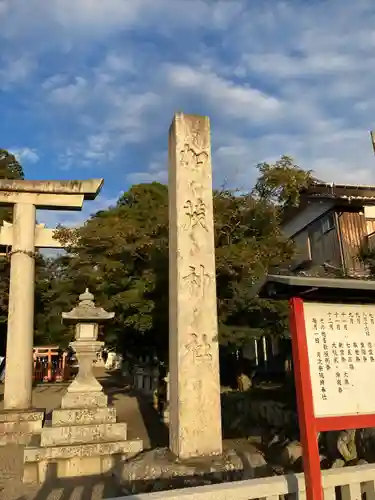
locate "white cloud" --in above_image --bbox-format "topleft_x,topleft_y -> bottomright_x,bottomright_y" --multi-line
0,55 -> 36,89
241,52 -> 359,79
212,127 -> 375,191
166,64 -> 282,122
99,52 -> 135,76
1,0 -> 148,42
47,77 -> 88,106
3,0 -> 375,196
0,0 -> 243,49
12,147 -> 39,164
39,50 -> 163,168
126,151 -> 168,185
41,73 -> 69,91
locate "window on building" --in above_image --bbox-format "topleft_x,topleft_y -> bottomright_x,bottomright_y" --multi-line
321,213 -> 335,234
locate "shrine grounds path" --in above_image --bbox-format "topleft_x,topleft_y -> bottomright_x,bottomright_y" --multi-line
0,368 -> 167,500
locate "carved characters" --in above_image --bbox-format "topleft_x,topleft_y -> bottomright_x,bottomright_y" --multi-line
187,180 -> 202,200
182,117 -> 209,151
180,144 -> 208,171
183,199 -> 208,231
185,333 -> 212,362
182,264 -> 211,297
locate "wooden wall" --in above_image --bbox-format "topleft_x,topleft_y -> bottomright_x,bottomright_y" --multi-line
289,207 -> 372,275
307,211 -> 342,269
337,210 -> 368,274
292,209 -> 342,271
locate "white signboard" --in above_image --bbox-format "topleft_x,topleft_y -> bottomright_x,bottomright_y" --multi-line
304,302 -> 375,418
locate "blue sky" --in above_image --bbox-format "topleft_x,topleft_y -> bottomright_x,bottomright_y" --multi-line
2,0 -> 375,228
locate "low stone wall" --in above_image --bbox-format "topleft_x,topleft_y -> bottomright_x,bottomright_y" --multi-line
221,390 -> 297,439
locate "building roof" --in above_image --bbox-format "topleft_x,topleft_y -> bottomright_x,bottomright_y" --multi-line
251,274 -> 375,302
282,181 -> 375,225
305,182 -> 375,201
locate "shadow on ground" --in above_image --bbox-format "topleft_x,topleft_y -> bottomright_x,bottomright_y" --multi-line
2,370 -> 282,499
100,370 -> 169,449
15,470 -> 124,500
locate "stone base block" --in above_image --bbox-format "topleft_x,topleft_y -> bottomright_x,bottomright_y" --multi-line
0,409 -> 44,424
0,409 -> 44,446
23,439 -> 143,483
52,407 -> 117,426
41,422 -> 127,447
117,447 -> 271,495
0,418 -> 43,434
61,392 -> 108,409
0,431 -> 40,446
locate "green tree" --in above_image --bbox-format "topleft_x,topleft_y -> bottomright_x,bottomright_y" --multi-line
34,255 -> 77,347
214,189 -> 294,347
49,177 -> 296,358
39,155 -> 316,359
0,150 -> 25,180
50,182 -> 169,358
253,155 -> 313,210
0,150 -> 25,224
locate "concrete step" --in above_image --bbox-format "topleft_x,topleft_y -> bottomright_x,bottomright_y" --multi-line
0,431 -> 40,446
61,392 -> 108,409
0,409 -> 44,445
23,439 -> 143,483
40,422 -> 128,447
52,407 -> 117,426
0,419 -> 43,434
0,409 -> 44,423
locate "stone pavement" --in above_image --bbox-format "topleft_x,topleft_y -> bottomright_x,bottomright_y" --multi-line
0,369 -> 167,500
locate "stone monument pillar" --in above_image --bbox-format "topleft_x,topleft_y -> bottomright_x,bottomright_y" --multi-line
168,113 -> 222,459
23,290 -> 142,483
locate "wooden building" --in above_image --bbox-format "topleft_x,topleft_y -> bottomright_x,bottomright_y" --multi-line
243,182 -> 375,377
282,182 -> 375,277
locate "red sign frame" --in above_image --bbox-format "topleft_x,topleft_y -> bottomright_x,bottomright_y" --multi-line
289,297 -> 375,500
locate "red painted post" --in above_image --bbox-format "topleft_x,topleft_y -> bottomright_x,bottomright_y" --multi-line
289,297 -> 323,500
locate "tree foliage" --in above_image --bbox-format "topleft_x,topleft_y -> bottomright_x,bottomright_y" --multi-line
0,149 -> 24,180
0,153 -> 312,361
253,155 -> 313,211
49,183 -> 169,357
213,190 -> 293,346
39,156 -> 309,359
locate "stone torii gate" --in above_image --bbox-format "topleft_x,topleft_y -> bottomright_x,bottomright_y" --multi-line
0,178 -> 103,414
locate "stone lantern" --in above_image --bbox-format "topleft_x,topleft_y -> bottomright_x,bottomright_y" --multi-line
61,289 -> 115,409
23,289 -> 143,484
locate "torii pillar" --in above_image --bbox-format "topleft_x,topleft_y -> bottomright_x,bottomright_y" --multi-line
0,179 -> 103,412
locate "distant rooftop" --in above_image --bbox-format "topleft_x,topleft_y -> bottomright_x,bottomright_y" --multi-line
283,181 -> 375,224
305,182 -> 375,201
251,274 -> 375,302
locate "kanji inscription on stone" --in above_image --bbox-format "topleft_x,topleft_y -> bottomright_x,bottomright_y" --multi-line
183,199 -> 208,231
303,302 -> 375,418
